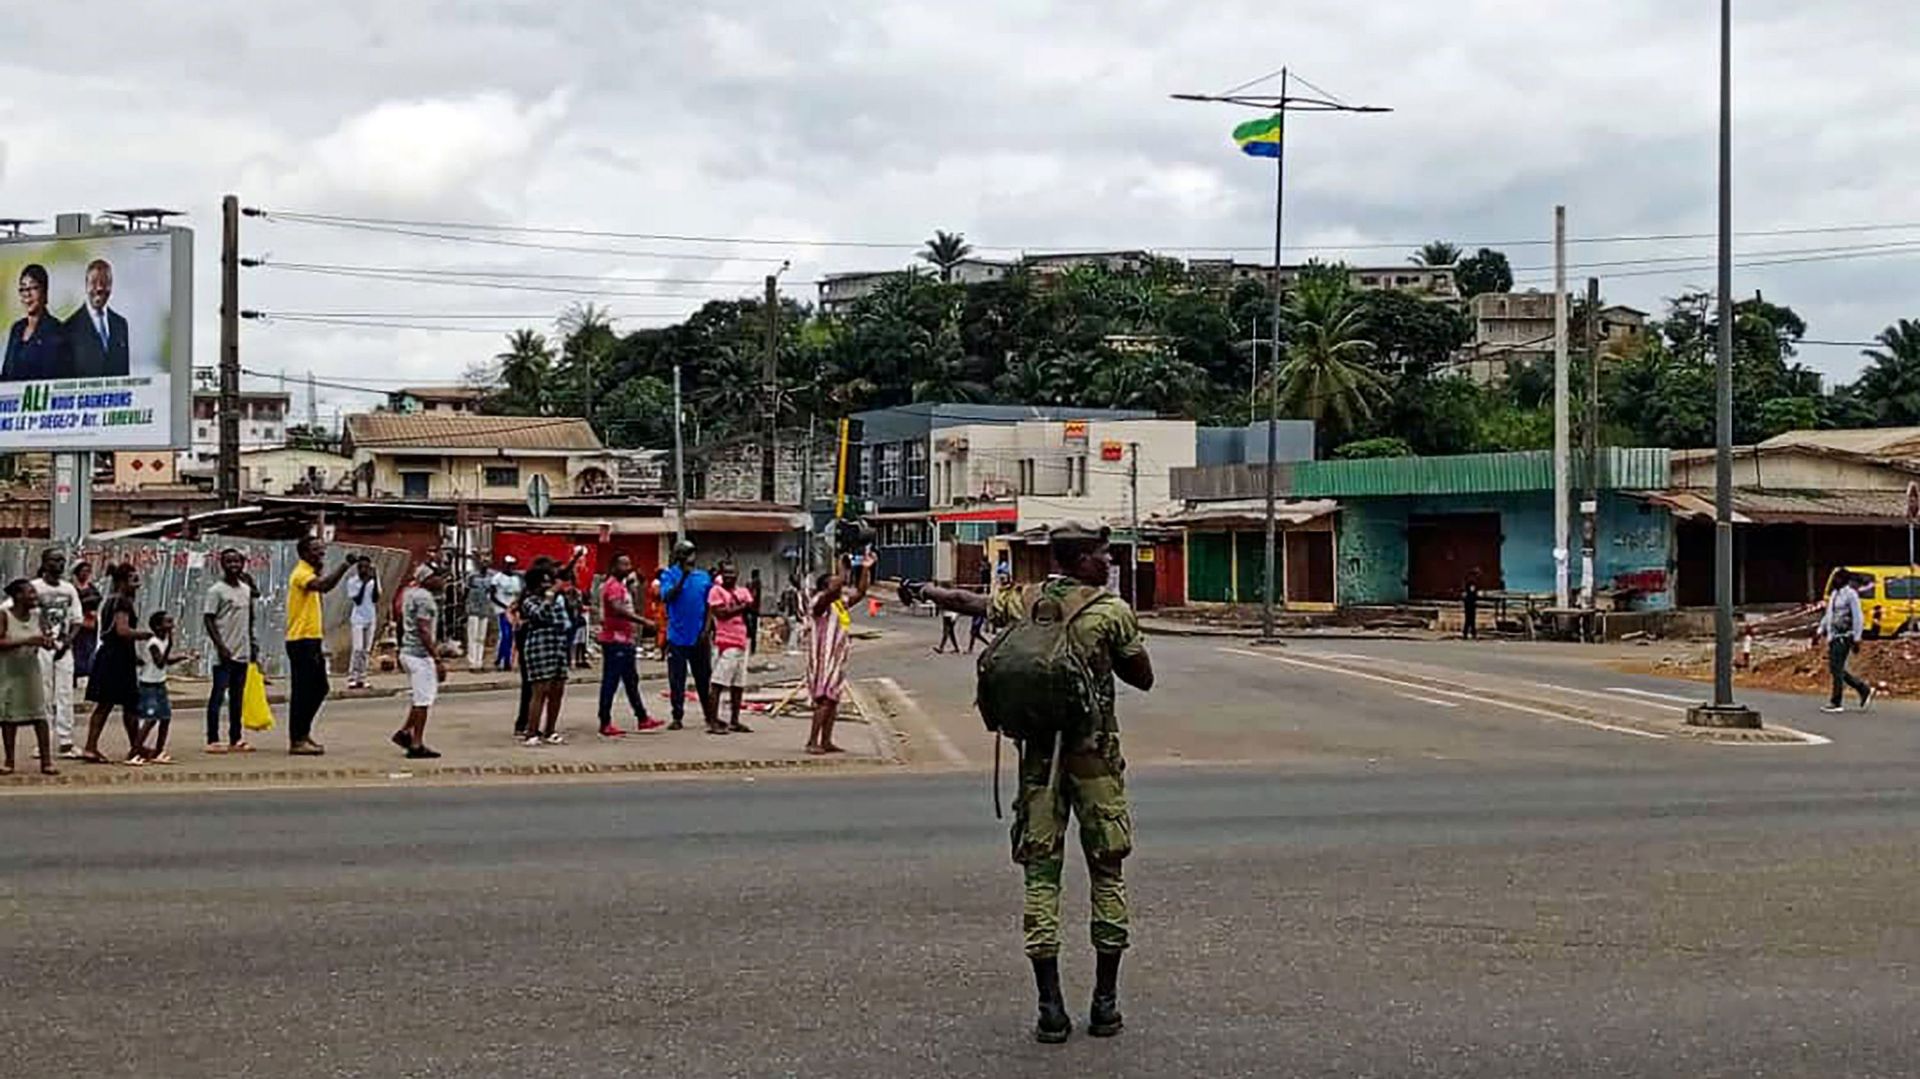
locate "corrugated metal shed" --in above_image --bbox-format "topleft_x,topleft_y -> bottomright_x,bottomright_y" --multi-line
1290,448 -> 1667,498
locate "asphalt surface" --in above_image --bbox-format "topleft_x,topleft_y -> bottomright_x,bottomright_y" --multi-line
9,755 -> 1920,1078
8,624 -> 1918,1077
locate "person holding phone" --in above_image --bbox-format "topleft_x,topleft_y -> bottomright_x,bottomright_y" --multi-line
657,540 -> 719,732
803,548 -> 872,755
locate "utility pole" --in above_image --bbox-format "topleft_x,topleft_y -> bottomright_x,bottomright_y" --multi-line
1552,205 -> 1571,610
760,267 -> 786,505
1128,441 -> 1141,604
802,411 -> 817,578
306,370 -> 318,432
1581,276 -> 1601,611
1689,0 -> 1760,728
672,364 -> 688,545
219,195 -> 241,509
1173,69 -> 1389,643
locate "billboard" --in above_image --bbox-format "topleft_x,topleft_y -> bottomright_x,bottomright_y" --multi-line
0,228 -> 191,450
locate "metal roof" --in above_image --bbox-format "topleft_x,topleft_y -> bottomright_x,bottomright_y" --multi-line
1640,487 -> 1909,526
343,413 -> 604,452
1290,448 -> 1668,498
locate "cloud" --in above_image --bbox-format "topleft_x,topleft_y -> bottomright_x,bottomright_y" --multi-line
4,0 -> 1920,416
249,90 -> 571,218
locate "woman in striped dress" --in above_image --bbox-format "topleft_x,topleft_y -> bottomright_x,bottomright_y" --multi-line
805,552 -> 871,755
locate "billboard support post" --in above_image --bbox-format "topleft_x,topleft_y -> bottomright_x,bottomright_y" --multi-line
50,213 -> 92,542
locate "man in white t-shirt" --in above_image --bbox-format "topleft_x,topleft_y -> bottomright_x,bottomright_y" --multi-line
31,548 -> 82,758
345,557 -> 381,689
488,556 -> 523,671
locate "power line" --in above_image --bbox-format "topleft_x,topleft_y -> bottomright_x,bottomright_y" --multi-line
1512,240 -> 1920,287
248,211 -> 789,263
1511,238 -> 1920,275
249,205 -> 1920,255
247,263 -> 760,301
256,261 -> 766,286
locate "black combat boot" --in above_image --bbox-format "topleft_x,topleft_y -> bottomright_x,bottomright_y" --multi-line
1031,956 -> 1072,1044
1088,950 -> 1124,1037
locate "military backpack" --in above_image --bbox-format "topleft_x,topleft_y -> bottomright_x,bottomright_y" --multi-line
975,583 -> 1107,743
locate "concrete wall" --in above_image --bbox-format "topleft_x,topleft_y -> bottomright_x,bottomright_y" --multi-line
1334,492 -> 1673,609
696,434 -> 838,505
366,453 -> 571,500
1671,449 -> 1913,492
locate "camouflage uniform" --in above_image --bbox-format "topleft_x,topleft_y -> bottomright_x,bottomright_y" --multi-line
991,577 -> 1147,959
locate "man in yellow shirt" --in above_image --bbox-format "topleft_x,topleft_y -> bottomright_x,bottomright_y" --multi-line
286,535 -> 351,755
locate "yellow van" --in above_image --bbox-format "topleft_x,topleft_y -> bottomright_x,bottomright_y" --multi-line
1822,565 -> 1920,638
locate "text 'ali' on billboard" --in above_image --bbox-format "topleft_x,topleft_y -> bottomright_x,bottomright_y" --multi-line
0,227 -> 191,451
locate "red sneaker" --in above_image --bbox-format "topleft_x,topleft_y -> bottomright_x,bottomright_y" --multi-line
599,725 -> 626,738
634,718 -> 667,733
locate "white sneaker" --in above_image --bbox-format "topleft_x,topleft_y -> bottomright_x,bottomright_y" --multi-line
1861,687 -> 1877,711
1820,704 -> 1845,714
523,735 -> 543,747
543,732 -> 566,745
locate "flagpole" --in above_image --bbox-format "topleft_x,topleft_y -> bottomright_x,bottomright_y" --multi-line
1172,69 -> 1388,645
1260,68 -> 1287,642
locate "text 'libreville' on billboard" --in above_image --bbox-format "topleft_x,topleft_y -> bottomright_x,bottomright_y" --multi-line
0,228 -> 192,450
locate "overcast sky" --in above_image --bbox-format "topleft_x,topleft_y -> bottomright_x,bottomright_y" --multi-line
4,0 -> 1916,424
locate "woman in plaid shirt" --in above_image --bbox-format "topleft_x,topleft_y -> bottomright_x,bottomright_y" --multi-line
518,566 -> 572,746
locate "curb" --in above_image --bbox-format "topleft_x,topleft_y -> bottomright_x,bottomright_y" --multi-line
0,753 -> 891,792
168,667 -> 801,711
1142,622 -> 1422,642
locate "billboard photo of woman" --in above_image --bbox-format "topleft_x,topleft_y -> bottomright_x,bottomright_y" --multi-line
2,263 -> 73,382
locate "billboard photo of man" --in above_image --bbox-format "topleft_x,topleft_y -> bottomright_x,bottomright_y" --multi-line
2,263 -> 72,382
65,259 -> 129,378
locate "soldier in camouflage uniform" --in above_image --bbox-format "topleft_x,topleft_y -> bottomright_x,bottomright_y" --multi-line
913,521 -> 1155,1043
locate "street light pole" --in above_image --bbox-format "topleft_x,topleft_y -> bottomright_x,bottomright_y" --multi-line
1173,69 -> 1390,642
1688,0 -> 1761,729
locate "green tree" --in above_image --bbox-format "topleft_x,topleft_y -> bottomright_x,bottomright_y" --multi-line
1853,319 -> 1920,426
1331,436 -> 1413,459
1455,248 -> 1513,298
1272,276 -> 1386,444
489,328 -> 554,415
919,230 -> 973,283
1410,241 -> 1461,267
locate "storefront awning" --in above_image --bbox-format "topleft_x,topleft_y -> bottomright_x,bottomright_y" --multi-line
1637,488 -> 1910,526
1149,498 -> 1339,530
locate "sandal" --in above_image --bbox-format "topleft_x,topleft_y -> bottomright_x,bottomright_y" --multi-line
80,750 -> 111,765
205,743 -> 228,755
230,741 -> 254,753
147,752 -> 175,765
38,762 -> 58,776
123,756 -> 145,768
0,764 -> 13,775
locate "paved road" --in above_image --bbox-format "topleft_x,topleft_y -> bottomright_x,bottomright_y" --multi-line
8,760 -> 1920,1078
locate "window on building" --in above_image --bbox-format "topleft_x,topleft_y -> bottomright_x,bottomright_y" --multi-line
401,472 -> 430,500
879,520 -> 932,547
904,440 -> 928,496
483,465 -> 521,488
1018,458 -> 1035,493
1359,275 -> 1379,287
878,443 -> 901,497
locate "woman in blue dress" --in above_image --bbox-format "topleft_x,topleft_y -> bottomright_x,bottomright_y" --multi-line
2,263 -> 71,381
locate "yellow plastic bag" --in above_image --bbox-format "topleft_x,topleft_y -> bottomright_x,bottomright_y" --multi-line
242,664 -> 275,732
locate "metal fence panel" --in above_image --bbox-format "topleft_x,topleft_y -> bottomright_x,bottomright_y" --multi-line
0,539 -> 413,677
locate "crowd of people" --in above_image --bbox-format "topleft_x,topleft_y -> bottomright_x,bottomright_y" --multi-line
0,534 -> 884,774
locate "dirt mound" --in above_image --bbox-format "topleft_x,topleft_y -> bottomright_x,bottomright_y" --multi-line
1639,638 -> 1920,698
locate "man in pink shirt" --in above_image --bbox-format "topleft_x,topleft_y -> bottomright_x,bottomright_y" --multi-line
596,554 -> 664,737
706,560 -> 756,733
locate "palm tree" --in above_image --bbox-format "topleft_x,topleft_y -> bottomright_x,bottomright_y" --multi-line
919,230 -> 973,282
1270,281 -> 1387,442
493,329 -> 553,415
1855,319 -> 1920,426
1410,241 -> 1462,267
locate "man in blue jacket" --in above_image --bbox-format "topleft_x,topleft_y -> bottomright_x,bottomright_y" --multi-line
657,540 -> 721,732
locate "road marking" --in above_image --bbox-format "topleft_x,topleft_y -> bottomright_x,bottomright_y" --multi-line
1398,693 -> 1460,709
1531,682 -> 1688,713
1223,648 -> 1667,740
1606,686 -> 1705,705
874,676 -> 970,766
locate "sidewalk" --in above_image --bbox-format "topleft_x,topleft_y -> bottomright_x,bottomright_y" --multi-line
1138,615 -> 1429,641
7,652 -> 899,791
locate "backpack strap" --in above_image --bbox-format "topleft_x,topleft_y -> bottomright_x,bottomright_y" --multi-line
1055,585 -> 1110,625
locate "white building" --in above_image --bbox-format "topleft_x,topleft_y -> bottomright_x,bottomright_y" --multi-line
179,388 -> 291,479
927,416 -> 1195,582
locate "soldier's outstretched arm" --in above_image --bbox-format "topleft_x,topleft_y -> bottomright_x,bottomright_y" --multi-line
1116,650 -> 1154,692
907,582 -> 990,619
